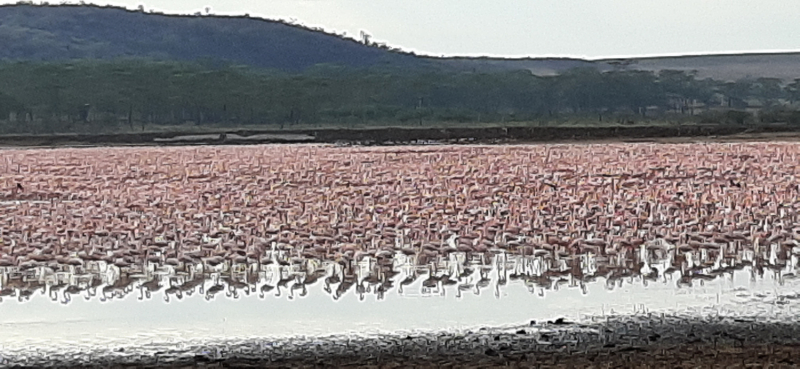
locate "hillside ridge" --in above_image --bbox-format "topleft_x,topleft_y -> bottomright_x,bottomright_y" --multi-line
2,3 -> 800,79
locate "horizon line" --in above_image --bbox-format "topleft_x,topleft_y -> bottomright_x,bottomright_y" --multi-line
418,49 -> 800,61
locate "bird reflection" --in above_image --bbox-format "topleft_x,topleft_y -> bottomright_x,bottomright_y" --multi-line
0,243 -> 795,304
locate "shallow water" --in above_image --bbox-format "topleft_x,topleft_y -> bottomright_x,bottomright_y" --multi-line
1,260 -> 798,354
2,234 -> 797,362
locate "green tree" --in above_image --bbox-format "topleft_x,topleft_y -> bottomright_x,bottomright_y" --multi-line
785,79 -> 800,105
752,77 -> 785,108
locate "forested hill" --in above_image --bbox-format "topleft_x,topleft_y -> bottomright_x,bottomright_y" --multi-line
442,53 -> 800,81
0,3 -> 435,71
3,3 -> 800,137
3,3 -> 800,80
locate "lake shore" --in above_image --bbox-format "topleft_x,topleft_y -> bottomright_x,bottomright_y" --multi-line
2,124 -> 800,148
3,314 -> 799,368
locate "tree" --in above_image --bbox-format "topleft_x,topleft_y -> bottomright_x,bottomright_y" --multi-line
752,77 -> 785,108
605,70 -> 661,115
786,79 -> 800,105
359,30 -> 372,45
0,92 -> 24,120
717,80 -> 752,109
555,68 -> 606,113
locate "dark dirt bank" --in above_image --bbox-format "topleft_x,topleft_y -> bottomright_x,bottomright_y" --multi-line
2,124 -> 800,148
16,344 -> 796,368
5,315 -> 800,368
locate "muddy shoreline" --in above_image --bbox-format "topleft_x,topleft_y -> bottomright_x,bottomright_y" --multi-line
4,315 -> 800,368
2,124 -> 800,147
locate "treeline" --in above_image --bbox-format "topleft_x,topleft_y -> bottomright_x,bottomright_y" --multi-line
1,59 -> 800,134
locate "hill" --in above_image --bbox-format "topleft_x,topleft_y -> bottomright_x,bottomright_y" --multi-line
0,3 -> 433,71
440,53 -> 800,81
1,3 -> 800,81
600,53 -> 800,82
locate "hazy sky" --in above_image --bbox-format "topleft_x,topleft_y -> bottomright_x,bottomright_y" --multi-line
11,0 -> 800,59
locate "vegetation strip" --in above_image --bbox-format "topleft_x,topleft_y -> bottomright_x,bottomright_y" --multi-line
1,58 -> 800,135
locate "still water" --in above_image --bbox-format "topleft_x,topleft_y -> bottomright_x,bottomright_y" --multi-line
1,259 -> 797,353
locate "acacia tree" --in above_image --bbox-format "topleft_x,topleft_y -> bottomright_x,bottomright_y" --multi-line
752,77 -> 785,108
0,92 -> 24,122
717,80 -> 753,109
787,79 -> 800,106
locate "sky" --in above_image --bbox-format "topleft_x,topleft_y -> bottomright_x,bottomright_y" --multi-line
8,0 -> 800,59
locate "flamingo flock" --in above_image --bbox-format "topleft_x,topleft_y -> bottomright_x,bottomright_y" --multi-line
0,142 -> 799,303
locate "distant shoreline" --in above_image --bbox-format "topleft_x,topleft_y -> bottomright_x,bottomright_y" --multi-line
1,124 -> 800,148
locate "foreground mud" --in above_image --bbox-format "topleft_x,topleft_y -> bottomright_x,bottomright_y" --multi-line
2,315 -> 799,368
